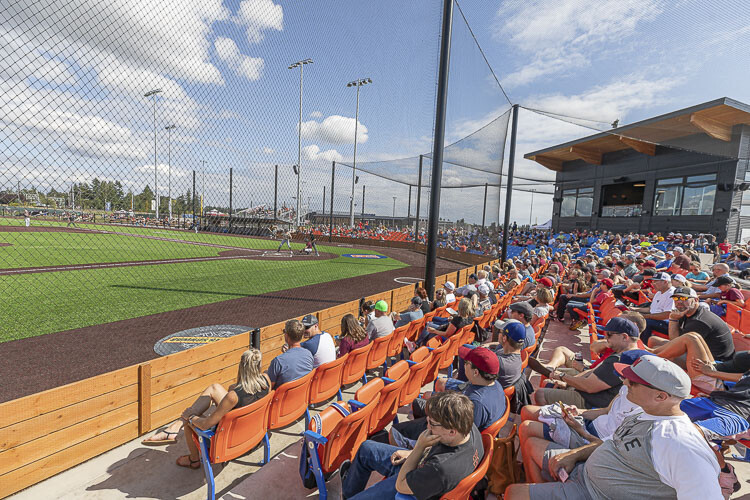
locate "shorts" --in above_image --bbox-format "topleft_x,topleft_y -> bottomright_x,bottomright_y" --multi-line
537,388 -> 589,408
543,419 -> 598,449
680,397 -> 750,440
529,460 -> 593,500
715,352 -> 750,374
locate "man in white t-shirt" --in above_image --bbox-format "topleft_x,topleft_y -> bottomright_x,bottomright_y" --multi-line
629,272 -> 675,344
506,355 -> 722,500
300,314 -> 336,367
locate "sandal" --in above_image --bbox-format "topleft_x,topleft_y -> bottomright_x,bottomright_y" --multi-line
176,455 -> 201,469
142,430 -> 179,446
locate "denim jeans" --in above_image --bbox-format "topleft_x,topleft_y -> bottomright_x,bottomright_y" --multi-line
640,318 -> 669,344
566,300 -> 589,320
342,440 -> 404,500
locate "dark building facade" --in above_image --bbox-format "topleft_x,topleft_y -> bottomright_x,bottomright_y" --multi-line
525,98 -> 750,243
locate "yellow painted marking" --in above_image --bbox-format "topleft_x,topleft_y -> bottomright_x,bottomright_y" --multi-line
163,336 -> 224,343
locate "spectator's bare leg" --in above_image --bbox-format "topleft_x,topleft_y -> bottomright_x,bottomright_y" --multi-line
519,405 -> 544,422
544,346 -> 576,369
522,436 -> 550,483
504,484 -> 531,500
651,333 -> 714,378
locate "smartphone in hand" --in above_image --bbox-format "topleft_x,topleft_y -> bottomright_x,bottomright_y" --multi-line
558,468 -> 569,482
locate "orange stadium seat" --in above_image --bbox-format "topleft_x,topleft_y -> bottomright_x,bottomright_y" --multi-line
268,370 -> 315,430
309,356 -> 348,405
341,342 -> 373,386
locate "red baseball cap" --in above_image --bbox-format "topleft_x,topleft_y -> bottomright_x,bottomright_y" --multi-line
600,278 -> 614,288
644,260 -> 656,268
538,277 -> 554,288
458,346 -> 499,375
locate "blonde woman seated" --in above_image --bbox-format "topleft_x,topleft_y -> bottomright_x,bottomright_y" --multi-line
142,348 -> 271,469
418,297 -> 475,346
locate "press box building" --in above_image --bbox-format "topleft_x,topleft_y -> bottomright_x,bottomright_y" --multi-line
525,98 -> 750,242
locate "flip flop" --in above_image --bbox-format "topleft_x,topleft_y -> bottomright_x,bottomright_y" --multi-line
142,430 -> 179,446
176,455 -> 201,469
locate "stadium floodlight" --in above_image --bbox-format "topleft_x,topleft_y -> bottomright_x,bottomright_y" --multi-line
346,78 -> 372,227
165,124 -> 176,220
288,59 -> 313,227
144,89 -> 163,219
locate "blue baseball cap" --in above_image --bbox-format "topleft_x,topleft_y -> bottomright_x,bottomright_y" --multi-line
502,320 -> 526,342
601,317 -> 639,337
619,349 -> 651,365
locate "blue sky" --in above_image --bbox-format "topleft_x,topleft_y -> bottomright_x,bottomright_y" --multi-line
2,0 -> 749,225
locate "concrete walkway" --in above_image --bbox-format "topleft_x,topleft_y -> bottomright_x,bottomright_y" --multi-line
9,320 -> 750,499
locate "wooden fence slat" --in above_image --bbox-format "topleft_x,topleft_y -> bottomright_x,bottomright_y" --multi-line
0,421 -> 139,499
151,365 -> 237,412
0,384 -> 138,452
149,332 -> 250,377
150,347 -> 246,394
149,376 -> 234,431
0,365 -> 138,430
138,363 -> 151,435
0,402 -> 138,477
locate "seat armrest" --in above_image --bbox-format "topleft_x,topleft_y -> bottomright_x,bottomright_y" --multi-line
349,400 -> 366,411
406,360 -> 416,366
382,377 -> 396,384
192,426 -> 216,439
304,430 -> 328,446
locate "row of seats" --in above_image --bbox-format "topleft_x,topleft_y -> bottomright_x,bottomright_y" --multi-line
191,270 -> 539,500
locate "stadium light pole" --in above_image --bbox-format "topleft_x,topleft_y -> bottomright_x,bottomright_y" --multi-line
288,58 -> 313,227
165,124 -> 176,221
144,89 -> 162,220
347,77 -> 372,227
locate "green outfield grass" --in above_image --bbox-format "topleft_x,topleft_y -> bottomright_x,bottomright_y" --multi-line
0,219 -> 408,342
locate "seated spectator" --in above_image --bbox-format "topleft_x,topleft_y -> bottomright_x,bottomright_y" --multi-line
415,287 -> 431,315
360,300 -> 375,327
432,288 -> 448,310
300,314 -> 336,367
338,313 -> 370,357
686,263 -> 710,284
568,278 -> 613,331
693,263 -> 731,299
506,356 -> 722,500
629,272 -> 675,343
706,275 -> 745,317
532,286 -> 554,323
366,300 -> 395,339
393,296 -> 425,328
531,317 -> 640,408
647,286 -> 735,368
497,301 -> 536,349
267,320 -> 314,388
390,346 -> 506,446
482,320 -> 525,388
672,246 -> 691,271
503,268 -> 522,292
142,349 -> 271,469
420,297 -> 474,345
475,285 -> 492,316
340,392 -> 483,499
456,273 -> 478,296
443,281 -> 456,303
519,350 -> 648,471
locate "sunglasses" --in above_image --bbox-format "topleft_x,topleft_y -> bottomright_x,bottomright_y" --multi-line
672,296 -> 692,301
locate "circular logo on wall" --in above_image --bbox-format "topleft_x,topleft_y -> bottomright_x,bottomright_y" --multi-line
342,254 -> 388,259
154,324 -> 252,356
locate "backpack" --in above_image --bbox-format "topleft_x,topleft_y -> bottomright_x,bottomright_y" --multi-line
472,321 -> 490,344
487,424 -> 523,495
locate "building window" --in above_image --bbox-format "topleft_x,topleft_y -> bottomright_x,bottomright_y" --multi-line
600,181 -> 644,217
560,187 -> 592,217
742,190 -> 750,217
653,174 -> 716,216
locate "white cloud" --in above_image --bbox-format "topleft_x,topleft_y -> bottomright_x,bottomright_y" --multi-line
214,37 -> 264,81
495,0 -> 662,87
302,145 -> 343,163
218,109 -> 241,120
309,111 -> 323,118
235,0 -> 283,44
262,146 -> 274,154
300,115 -> 368,145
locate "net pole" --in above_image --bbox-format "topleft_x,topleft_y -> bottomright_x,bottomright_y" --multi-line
329,161 -> 335,242
425,0 -> 453,300
501,104 -> 519,262
481,182 -> 487,230
415,154 -> 423,241
229,168 -> 233,231
192,170 -> 196,226
274,164 -> 278,224
362,185 -> 366,216
323,186 -> 326,218
407,185 -> 412,228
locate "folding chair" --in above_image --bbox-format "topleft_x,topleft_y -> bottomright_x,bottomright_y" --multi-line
268,369 -> 316,430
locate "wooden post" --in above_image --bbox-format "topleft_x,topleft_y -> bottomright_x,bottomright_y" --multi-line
138,363 -> 152,434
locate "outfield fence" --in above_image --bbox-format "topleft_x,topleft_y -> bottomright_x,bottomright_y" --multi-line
0,257 -> 500,498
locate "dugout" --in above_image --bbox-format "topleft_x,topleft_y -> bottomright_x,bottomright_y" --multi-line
525,97 -> 750,243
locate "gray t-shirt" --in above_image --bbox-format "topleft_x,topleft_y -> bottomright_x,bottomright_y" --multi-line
495,350 -> 523,388
366,314 -> 395,339
266,347 -> 314,388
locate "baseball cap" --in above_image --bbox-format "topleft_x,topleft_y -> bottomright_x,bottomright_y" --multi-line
614,355 -> 691,398
410,296 -> 423,306
596,269 -> 611,278
673,246 -> 683,253
374,300 -> 388,312
618,349 -> 651,366
715,275 -> 735,286
457,346 -> 499,375
644,260 -> 656,268
672,286 -> 697,298
537,277 -> 554,288
508,301 -> 534,317
654,251 -> 666,259
301,314 -> 318,328
575,259 -> 585,267
502,320 -> 526,342
443,281 -> 456,291
478,284 -> 490,295
600,317 -> 639,337
652,272 -> 671,281
599,278 -> 614,288
671,274 -> 687,283
469,273 -> 478,281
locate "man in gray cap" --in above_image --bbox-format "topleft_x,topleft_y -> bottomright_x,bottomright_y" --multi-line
300,314 -> 336,367
496,301 -> 536,350
394,296 -> 425,328
506,355 -> 722,500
